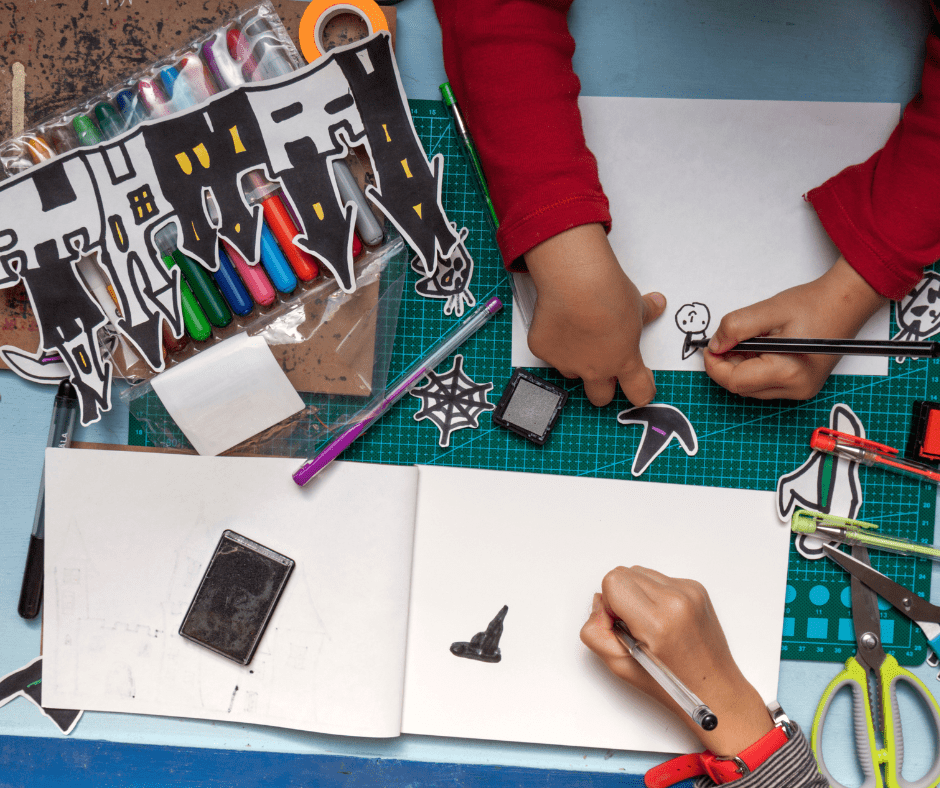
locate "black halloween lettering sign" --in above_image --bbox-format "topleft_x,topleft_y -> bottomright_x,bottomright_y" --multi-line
0,32 -> 464,426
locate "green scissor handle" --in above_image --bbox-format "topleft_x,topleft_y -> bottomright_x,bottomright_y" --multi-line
812,655 -> 881,788
878,654 -> 940,788
812,654 -> 940,788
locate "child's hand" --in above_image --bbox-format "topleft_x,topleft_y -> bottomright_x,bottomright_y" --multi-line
580,566 -> 773,756
703,256 -> 887,399
524,224 -> 666,407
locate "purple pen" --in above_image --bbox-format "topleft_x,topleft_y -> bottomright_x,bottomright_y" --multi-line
293,296 -> 503,486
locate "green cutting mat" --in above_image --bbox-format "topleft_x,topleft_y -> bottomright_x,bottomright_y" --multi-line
130,98 -> 938,666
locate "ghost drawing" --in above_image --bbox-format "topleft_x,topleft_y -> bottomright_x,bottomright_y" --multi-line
676,302 -> 711,359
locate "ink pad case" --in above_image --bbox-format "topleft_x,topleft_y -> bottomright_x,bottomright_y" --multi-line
179,530 -> 294,665
492,369 -> 568,445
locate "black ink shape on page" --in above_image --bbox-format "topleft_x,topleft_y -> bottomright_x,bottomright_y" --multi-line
411,354 -> 495,447
451,605 -> 508,663
675,302 -> 710,360
777,403 -> 864,560
180,531 -> 294,666
411,226 -> 475,317
617,404 -> 699,477
492,369 -> 567,445
0,656 -> 83,735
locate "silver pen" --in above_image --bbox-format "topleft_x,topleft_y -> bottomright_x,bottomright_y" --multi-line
613,620 -> 718,730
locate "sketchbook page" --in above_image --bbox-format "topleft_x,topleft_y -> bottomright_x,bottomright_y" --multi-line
42,450 -> 417,738
401,466 -> 789,754
511,97 -> 897,375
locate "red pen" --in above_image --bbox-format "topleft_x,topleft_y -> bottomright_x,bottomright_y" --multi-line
246,172 -> 322,281
811,427 -> 940,486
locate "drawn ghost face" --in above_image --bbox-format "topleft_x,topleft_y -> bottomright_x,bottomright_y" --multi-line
675,302 -> 710,334
898,272 -> 940,338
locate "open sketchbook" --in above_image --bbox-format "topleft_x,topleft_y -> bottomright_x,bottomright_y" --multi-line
43,450 -> 790,754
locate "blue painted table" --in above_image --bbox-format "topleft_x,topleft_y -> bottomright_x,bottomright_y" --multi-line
3,1 -> 940,785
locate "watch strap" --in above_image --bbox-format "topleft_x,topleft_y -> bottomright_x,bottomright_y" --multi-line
645,721 -> 791,787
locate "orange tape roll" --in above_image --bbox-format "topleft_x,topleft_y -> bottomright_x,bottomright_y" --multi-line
297,0 -> 389,63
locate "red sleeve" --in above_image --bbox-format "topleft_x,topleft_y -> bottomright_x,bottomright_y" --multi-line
806,8 -> 940,300
433,0 -> 610,269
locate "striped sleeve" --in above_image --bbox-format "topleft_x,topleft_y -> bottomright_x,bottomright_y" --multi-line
692,724 -> 827,788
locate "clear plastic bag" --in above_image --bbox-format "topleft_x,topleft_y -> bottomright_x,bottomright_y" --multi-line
0,0 -> 417,456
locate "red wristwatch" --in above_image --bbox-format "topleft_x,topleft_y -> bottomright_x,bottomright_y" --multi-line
645,702 -> 793,787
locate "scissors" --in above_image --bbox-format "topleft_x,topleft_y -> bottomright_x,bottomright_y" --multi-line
812,543 -> 940,788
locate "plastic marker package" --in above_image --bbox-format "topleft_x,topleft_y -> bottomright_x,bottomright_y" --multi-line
0,1 -> 470,456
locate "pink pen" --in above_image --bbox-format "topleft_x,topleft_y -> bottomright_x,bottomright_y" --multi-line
203,192 -> 276,306
293,298 -> 503,486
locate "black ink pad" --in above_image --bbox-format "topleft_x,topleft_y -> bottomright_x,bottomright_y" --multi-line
179,531 -> 294,666
492,369 -> 567,445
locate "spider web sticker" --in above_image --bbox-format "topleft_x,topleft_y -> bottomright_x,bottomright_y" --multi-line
411,354 -> 495,447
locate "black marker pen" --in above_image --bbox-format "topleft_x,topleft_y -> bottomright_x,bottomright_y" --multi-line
18,379 -> 78,619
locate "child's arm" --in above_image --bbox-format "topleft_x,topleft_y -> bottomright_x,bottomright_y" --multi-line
706,8 -> 940,400
525,224 -> 666,406
581,566 -> 828,787
580,566 -> 773,757
703,256 -> 886,400
434,0 -> 664,407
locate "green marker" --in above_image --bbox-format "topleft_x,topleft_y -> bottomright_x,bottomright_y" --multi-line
154,226 -> 231,331
440,82 -> 498,231
158,251 -> 212,341
792,509 -> 940,563
440,82 -> 536,328
94,103 -> 124,140
168,249 -> 232,329
154,227 -> 215,341
72,114 -> 103,146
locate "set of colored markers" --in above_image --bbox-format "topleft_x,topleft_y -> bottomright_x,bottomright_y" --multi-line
0,6 -> 386,368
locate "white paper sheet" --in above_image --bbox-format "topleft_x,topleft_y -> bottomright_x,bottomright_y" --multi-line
151,333 -> 304,456
402,466 -> 790,754
512,97 -> 898,375
42,450 -> 418,738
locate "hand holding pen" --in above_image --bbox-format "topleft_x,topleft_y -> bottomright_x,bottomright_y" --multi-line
581,566 -> 777,756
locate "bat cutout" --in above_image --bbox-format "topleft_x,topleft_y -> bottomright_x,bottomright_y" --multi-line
776,402 -> 864,560
411,354 -> 494,447
0,656 -> 83,735
451,605 -> 508,663
0,347 -> 68,381
616,404 -> 699,477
